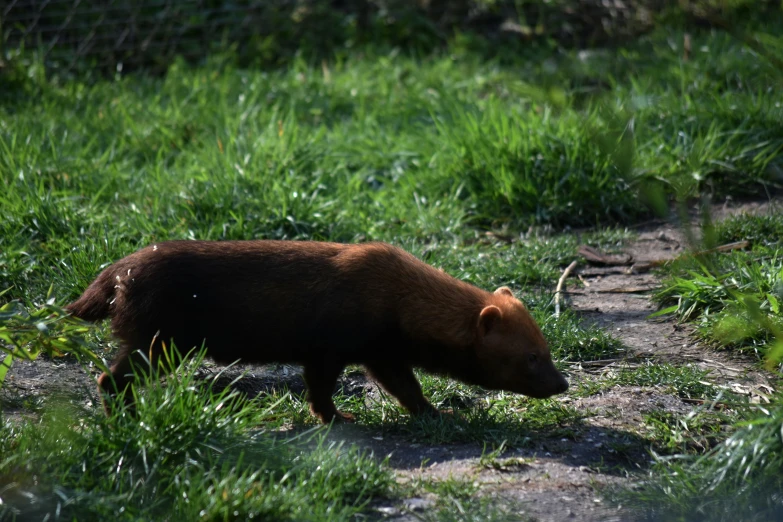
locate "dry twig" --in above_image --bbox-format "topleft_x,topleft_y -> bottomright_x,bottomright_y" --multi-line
555,260 -> 578,318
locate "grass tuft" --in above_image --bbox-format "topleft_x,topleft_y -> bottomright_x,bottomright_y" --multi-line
615,362 -> 715,400
0,348 -> 393,521
619,397 -> 783,521
653,213 -> 783,356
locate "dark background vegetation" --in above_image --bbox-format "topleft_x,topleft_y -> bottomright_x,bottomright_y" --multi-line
3,0 -> 781,72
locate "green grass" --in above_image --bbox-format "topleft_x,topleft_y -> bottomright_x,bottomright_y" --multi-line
360,387 -> 583,447
654,213 -> 783,357
618,397 -> 783,521
0,299 -> 108,386
229,368 -> 584,447
565,362 -> 749,457
586,362 -> 718,399
571,362 -> 721,402
715,214 -> 783,246
0,347 -> 586,521
641,408 -> 737,455
0,349 -> 394,521
614,363 -> 716,400
2,22 -> 783,308
405,475 -> 528,522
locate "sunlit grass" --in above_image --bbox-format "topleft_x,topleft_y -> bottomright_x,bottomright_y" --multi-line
2,23 -> 782,307
617,397 -> 783,521
0,349 -> 394,521
653,213 -> 783,357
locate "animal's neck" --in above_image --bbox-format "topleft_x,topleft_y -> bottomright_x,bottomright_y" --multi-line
399,263 -> 487,350
406,330 -> 483,384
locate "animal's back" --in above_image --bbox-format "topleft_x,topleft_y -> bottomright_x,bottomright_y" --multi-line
94,240 -> 408,363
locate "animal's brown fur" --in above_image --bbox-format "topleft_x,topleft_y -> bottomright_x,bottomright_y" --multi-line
67,240 -> 568,422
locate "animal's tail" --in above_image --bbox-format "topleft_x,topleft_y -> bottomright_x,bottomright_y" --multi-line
66,266 -> 118,322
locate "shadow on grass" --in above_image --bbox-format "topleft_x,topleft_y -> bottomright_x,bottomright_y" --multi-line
197,366 -> 653,477
322,419 -> 651,478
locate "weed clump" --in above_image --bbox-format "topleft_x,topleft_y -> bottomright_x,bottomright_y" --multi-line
0,348 -> 393,521
620,396 -> 783,521
653,213 -> 783,355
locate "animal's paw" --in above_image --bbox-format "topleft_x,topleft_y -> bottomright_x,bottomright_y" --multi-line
335,411 -> 356,423
415,406 -> 455,420
316,410 -> 356,424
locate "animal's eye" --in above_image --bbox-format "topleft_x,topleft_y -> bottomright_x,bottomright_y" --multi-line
528,354 -> 538,364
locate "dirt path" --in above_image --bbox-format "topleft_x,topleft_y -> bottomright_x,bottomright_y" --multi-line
365,207 -> 778,522
571,220 -> 767,380
2,201 -> 779,522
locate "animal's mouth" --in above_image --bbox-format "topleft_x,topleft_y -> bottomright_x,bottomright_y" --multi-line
518,375 -> 569,398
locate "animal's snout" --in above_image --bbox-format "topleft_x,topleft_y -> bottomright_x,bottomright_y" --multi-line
556,375 -> 569,394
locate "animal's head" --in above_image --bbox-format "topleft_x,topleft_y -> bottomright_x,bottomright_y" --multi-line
473,287 -> 568,398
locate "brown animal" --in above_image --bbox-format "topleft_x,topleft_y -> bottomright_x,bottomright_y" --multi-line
67,240 -> 568,422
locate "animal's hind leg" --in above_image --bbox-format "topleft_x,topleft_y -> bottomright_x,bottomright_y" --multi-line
98,339 -> 164,416
364,363 -> 438,417
303,362 -> 352,423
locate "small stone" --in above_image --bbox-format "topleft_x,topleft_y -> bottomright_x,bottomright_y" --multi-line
375,506 -> 398,516
403,498 -> 434,512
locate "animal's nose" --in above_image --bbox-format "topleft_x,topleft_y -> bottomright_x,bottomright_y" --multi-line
557,377 -> 569,393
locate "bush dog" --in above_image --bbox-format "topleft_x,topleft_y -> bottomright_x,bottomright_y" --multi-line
67,240 -> 569,422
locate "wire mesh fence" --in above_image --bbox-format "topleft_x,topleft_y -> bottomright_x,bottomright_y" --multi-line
1,0 -> 365,72
3,0 -> 773,75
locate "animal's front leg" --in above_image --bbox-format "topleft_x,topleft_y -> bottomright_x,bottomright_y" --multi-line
365,363 -> 438,417
302,362 -> 353,423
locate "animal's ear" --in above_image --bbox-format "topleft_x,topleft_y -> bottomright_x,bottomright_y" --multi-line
478,305 -> 503,336
494,286 -> 514,297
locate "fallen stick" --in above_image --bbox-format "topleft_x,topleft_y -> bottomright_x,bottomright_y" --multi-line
697,240 -> 750,255
555,260 -> 578,318
560,358 -> 640,369
633,240 -> 751,272
586,358 -> 643,367
580,266 -> 638,276
593,286 -> 659,294
630,260 -> 669,273
577,245 -> 633,266
681,398 -> 730,410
